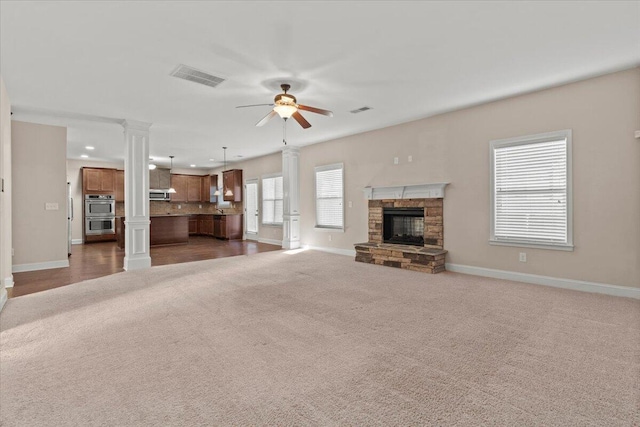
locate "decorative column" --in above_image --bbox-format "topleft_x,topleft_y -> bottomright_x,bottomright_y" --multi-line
282,145 -> 300,249
122,120 -> 152,271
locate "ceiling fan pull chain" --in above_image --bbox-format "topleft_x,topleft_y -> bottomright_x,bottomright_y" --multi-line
283,118 -> 287,145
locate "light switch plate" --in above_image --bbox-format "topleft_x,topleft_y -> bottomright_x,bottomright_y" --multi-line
393,157 -> 399,165
45,202 -> 59,211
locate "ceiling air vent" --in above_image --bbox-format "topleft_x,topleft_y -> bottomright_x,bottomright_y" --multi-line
350,106 -> 372,114
170,64 -> 225,89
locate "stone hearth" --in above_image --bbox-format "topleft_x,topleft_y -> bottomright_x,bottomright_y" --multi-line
355,242 -> 447,273
355,196 -> 447,274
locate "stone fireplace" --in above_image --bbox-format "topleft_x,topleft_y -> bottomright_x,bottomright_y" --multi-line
354,183 -> 448,274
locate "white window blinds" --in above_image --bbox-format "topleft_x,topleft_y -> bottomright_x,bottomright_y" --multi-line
491,131 -> 572,249
315,164 -> 344,229
262,176 -> 283,225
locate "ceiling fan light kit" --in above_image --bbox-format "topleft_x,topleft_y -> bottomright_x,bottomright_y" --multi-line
237,83 -> 333,130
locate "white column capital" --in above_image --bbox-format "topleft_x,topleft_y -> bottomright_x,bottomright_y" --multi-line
121,119 -> 152,132
281,145 -> 300,154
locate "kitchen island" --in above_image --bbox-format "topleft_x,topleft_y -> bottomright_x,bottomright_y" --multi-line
116,213 -> 243,249
116,215 -> 189,249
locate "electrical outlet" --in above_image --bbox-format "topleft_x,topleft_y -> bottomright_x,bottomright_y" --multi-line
328,235 -> 332,242
408,155 -> 413,162
199,204 -> 202,209
519,252 -> 527,262
348,201 -> 352,208
45,202 -> 59,210
178,204 -> 181,209
393,157 -> 399,165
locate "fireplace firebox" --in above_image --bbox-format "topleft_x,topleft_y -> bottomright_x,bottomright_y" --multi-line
383,207 -> 424,246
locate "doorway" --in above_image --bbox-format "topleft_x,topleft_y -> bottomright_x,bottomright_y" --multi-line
245,179 -> 259,240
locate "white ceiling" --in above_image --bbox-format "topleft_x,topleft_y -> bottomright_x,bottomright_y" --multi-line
1,1 -> 639,169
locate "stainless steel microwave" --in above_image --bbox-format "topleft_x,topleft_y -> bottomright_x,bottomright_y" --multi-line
149,190 -> 170,201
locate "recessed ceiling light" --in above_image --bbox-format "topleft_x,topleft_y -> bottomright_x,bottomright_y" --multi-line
85,146 -> 95,150
190,164 -> 196,168
149,164 -> 157,170
209,158 -> 215,162
81,154 -> 89,158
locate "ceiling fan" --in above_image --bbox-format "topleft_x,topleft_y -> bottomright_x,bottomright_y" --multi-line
236,84 -> 333,129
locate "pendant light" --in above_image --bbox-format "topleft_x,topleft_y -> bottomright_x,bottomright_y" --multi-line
167,155 -> 176,194
223,147 -> 234,197
213,147 -> 233,197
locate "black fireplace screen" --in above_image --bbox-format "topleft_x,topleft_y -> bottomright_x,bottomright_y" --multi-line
383,208 -> 424,246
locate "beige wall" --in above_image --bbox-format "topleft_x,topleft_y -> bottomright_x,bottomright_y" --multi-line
210,151 -> 283,243
12,121 -> 68,268
0,77 -> 11,300
295,68 -> 639,288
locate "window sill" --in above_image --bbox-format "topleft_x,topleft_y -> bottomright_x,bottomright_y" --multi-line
489,239 -> 574,251
262,223 -> 283,227
315,226 -> 345,233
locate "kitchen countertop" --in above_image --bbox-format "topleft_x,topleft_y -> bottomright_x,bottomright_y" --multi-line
116,213 -> 242,218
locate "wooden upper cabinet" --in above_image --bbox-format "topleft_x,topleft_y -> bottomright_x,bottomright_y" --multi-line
170,174 -> 188,202
115,170 -> 125,202
223,169 -> 243,202
201,175 -> 211,203
149,168 -> 171,190
187,175 -> 202,202
83,168 -> 116,194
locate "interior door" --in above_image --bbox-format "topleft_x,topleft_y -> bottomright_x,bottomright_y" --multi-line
245,179 -> 258,239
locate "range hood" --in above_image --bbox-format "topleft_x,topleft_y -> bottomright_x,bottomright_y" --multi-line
149,168 -> 171,191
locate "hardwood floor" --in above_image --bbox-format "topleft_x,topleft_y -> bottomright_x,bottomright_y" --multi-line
8,237 -> 281,298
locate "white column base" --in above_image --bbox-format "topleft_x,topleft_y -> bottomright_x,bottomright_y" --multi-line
0,287 -> 7,313
282,214 -> 300,249
123,219 -> 151,271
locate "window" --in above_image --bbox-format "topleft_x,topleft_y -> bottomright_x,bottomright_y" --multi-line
262,175 -> 283,225
315,163 -> 344,230
490,130 -> 572,250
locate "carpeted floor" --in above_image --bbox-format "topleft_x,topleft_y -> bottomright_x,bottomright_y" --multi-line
1,250 -> 639,426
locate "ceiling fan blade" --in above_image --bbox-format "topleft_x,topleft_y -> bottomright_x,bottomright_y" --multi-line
236,103 -> 274,108
256,110 -> 277,127
292,111 -> 312,129
297,104 -> 333,117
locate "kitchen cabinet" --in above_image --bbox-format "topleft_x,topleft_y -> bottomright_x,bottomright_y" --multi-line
83,168 -> 116,194
170,174 -> 188,202
115,170 -> 125,202
171,174 -> 204,202
149,168 -> 171,190
198,215 -> 214,236
201,175 -> 218,203
187,175 -> 202,202
188,216 -> 198,235
222,169 -> 243,202
213,214 -> 243,240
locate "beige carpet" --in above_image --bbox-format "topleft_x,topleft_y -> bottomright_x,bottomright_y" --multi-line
1,250 -> 639,426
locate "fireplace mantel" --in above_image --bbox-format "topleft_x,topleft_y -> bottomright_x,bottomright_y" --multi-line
363,183 -> 449,200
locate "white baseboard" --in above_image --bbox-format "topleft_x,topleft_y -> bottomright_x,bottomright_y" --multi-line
258,238 -> 283,246
0,288 -> 7,313
72,239 -> 83,245
3,275 -> 14,288
445,263 -> 640,300
303,245 -> 356,257
12,259 -> 69,273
